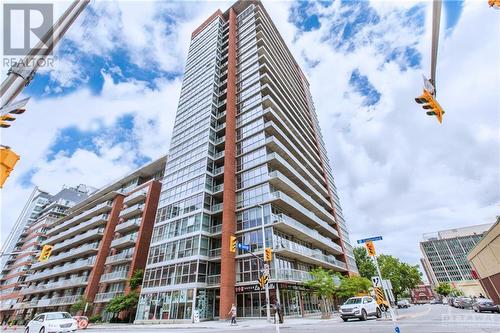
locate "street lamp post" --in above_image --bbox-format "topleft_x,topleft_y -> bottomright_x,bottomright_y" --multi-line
258,203 -> 271,323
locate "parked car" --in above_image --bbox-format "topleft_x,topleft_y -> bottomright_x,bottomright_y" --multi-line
457,297 -> 474,309
339,296 -> 382,321
472,298 -> 500,313
397,300 -> 411,308
25,312 -> 77,333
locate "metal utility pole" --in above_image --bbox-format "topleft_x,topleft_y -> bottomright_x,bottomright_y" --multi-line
430,0 -> 442,94
259,204 -> 271,323
1,0 -> 90,111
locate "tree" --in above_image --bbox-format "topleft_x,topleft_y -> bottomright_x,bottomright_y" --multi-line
337,275 -> 372,299
435,283 -> 452,297
378,255 -> 422,303
353,247 -> 377,279
129,269 -> 144,290
105,292 -> 139,322
70,297 -> 92,315
305,268 -> 340,319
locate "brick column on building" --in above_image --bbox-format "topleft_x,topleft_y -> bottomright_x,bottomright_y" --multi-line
83,195 -> 124,303
219,7 -> 237,321
124,181 -> 161,294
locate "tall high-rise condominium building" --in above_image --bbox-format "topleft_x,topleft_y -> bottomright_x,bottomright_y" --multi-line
136,0 -> 357,322
420,223 -> 492,297
0,185 -> 90,323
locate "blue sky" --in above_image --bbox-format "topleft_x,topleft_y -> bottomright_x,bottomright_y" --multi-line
2,0 -> 498,269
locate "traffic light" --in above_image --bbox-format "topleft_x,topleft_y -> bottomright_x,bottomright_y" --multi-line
488,0 -> 500,9
0,147 -> 20,188
264,248 -> 272,262
229,236 -> 237,253
0,99 -> 28,128
38,245 -> 54,262
365,241 -> 376,256
415,89 -> 445,123
258,275 -> 269,288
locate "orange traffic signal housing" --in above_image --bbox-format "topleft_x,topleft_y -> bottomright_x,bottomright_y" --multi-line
38,245 -> 54,262
415,89 -> 445,124
229,236 -> 237,253
264,248 -> 272,262
365,241 -> 376,256
0,147 -> 20,188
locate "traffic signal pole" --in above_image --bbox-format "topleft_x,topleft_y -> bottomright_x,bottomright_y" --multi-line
259,204 -> 271,323
372,252 -> 400,332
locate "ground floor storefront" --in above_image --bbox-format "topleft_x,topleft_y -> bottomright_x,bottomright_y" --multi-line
135,283 -> 321,323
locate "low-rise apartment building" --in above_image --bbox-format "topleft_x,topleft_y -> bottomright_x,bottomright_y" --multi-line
19,157 -> 166,321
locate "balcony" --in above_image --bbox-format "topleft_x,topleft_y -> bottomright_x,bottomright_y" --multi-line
115,219 -> 141,233
94,291 -> 124,303
212,166 -> 224,176
124,189 -> 148,206
100,271 -> 129,283
52,227 -> 104,252
268,171 -> 335,224
110,234 -> 137,249
210,224 -> 222,235
275,268 -> 313,283
105,251 -> 134,265
207,275 -> 220,286
213,150 -> 225,161
49,294 -> 81,306
49,201 -> 113,236
211,184 -> 224,196
45,214 -> 108,246
26,257 -> 96,282
211,203 -> 223,213
274,238 -> 347,271
31,243 -> 99,269
22,276 -> 88,295
269,191 -> 339,241
208,248 -> 221,258
119,203 -> 144,219
271,214 -> 342,254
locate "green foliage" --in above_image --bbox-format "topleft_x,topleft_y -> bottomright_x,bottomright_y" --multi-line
129,269 -> 144,290
450,288 -> 464,297
337,275 -> 372,298
88,315 -> 102,323
70,297 -> 90,315
435,283 -> 452,296
105,292 -> 140,314
378,255 -> 422,302
353,247 -> 377,279
305,267 -> 340,318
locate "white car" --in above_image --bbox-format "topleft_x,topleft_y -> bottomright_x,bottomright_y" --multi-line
339,296 -> 382,321
25,312 -> 77,333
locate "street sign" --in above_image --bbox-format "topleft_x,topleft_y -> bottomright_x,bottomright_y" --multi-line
237,243 -> 250,251
356,236 -> 383,244
371,276 -> 382,288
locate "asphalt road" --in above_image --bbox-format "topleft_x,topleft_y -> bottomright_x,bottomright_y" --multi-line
9,304 -> 500,333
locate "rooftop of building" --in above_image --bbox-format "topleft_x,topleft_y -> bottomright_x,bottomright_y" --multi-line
422,222 -> 493,242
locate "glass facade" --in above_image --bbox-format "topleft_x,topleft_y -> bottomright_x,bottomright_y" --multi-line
137,1 -> 357,322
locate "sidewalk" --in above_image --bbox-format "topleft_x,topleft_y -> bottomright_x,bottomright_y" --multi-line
86,315 -> 340,330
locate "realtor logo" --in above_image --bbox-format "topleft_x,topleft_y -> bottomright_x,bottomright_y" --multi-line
3,3 -> 53,56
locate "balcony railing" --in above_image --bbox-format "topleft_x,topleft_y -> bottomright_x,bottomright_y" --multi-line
213,166 -> 224,176
211,203 -> 223,213
105,251 -> 134,265
119,203 -> 144,219
209,248 -> 221,257
275,268 -> 313,282
274,238 -> 347,270
31,242 -> 99,269
49,201 -> 113,236
100,270 -> 129,283
94,291 -> 124,303
26,257 -> 96,282
49,294 -> 81,306
22,276 -> 88,294
212,184 -> 224,193
110,234 -> 137,249
52,227 -> 104,252
115,219 -> 141,233
45,214 -> 108,245
210,224 -> 222,234
207,275 -> 220,286
272,214 -> 342,253
124,189 -> 148,205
